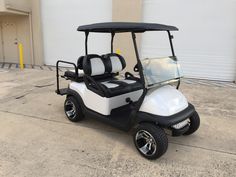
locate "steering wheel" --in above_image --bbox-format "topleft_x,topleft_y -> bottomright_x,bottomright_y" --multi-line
134,64 -> 139,72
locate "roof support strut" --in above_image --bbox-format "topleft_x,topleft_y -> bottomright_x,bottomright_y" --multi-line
130,32 -> 148,122
167,31 -> 181,89
167,31 -> 176,57
111,32 -> 115,53
85,32 -> 89,55
131,32 -> 145,85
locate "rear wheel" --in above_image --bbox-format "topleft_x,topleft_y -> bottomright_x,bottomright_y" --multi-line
133,123 -> 168,160
64,96 -> 84,122
184,111 -> 200,135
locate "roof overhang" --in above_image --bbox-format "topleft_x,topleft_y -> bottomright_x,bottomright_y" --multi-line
78,22 -> 179,33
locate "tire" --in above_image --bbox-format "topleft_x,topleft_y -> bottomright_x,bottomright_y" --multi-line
133,123 -> 168,160
184,111 -> 200,135
64,96 -> 84,122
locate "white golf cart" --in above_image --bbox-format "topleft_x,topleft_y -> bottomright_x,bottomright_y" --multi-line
56,22 -> 200,160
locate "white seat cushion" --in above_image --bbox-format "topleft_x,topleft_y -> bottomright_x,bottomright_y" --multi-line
101,81 -> 119,88
90,58 -> 105,76
69,69 -> 84,76
110,56 -> 123,73
118,79 -> 137,84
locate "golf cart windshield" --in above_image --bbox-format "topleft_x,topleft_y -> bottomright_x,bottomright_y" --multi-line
141,57 -> 183,87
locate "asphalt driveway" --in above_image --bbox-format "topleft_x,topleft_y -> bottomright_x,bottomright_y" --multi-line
0,68 -> 236,177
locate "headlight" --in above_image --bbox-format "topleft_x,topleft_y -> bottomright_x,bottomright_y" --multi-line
172,119 -> 189,129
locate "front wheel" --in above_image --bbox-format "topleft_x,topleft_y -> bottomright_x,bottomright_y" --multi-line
184,111 -> 200,135
133,123 -> 168,160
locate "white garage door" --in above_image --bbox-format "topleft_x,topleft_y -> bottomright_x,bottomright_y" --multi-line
41,0 -> 112,66
142,0 -> 236,81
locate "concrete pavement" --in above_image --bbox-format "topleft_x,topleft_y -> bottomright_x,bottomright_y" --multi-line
0,68 -> 236,177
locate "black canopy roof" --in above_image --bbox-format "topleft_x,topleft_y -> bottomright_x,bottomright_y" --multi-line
77,22 -> 178,33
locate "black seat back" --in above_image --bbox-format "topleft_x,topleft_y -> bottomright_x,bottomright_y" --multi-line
77,56 -> 84,70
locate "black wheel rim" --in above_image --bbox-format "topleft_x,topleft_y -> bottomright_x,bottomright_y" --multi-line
135,130 -> 157,156
65,100 -> 76,119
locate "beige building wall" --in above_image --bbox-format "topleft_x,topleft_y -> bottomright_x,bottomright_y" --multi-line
0,0 -> 6,11
0,0 -> 44,65
0,23 -> 3,61
0,15 -> 31,64
15,15 -> 31,64
31,0 -> 44,65
0,0 -> 33,64
5,0 -> 31,12
0,1 -> 5,62
112,0 -> 142,72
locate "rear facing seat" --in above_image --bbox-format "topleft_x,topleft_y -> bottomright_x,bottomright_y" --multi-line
83,53 -> 143,97
64,56 -> 85,81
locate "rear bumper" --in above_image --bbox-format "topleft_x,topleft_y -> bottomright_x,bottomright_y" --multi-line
136,103 -> 195,128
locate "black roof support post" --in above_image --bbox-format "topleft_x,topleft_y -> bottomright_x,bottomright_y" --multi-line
167,31 -> 176,58
85,31 -> 89,55
111,32 -> 115,53
131,32 -> 145,86
130,32 -> 148,125
167,31 -> 181,89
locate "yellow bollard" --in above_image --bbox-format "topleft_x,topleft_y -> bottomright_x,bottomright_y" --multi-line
18,43 -> 24,70
115,49 -> 121,55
